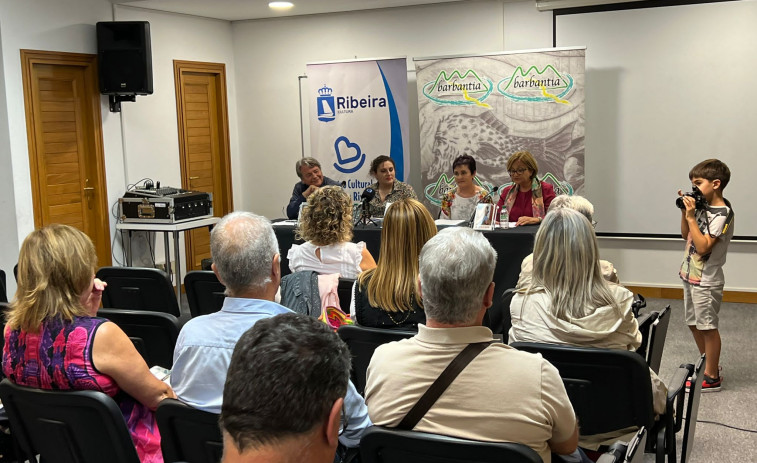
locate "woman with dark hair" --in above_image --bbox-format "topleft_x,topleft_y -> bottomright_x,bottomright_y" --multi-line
440,155 -> 492,220
495,150 -> 556,226
288,185 -> 376,279
350,199 -> 436,329
366,155 -> 417,217
3,224 -> 176,463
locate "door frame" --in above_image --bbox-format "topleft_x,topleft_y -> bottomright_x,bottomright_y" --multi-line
21,49 -> 111,261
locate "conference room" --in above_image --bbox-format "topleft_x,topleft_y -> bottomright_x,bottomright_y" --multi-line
0,0 -> 755,462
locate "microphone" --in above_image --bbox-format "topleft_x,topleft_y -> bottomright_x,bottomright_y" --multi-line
340,180 -> 347,188
361,187 -> 376,201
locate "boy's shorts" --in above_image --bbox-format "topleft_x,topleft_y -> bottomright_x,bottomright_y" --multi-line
682,281 -> 723,330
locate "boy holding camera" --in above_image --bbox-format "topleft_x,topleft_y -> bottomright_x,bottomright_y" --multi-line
678,159 -> 734,392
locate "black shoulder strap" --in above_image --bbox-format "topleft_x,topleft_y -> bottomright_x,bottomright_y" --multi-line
396,341 -> 492,430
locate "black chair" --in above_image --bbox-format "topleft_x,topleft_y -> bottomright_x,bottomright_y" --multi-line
337,325 -> 414,396
97,266 -> 181,317
98,308 -> 181,368
184,270 -> 226,318
635,311 -> 657,360
509,342 -> 691,462
359,426 -> 542,463
156,398 -> 223,463
338,277 -> 356,311
647,305 -> 671,375
679,355 -> 705,463
0,269 -> 7,303
485,287 -> 515,340
0,378 -> 141,463
597,427 -> 647,463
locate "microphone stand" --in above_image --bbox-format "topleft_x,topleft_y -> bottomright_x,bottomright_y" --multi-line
354,197 -> 379,227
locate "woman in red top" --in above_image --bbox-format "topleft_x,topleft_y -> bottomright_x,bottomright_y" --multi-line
496,150 -> 556,226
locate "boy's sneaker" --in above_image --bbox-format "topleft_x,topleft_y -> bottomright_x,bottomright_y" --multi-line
686,366 -> 722,392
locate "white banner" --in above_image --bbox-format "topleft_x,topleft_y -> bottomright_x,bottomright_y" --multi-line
307,58 -> 409,202
415,48 -> 585,215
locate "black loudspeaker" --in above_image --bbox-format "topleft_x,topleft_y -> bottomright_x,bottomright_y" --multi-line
96,21 -> 153,95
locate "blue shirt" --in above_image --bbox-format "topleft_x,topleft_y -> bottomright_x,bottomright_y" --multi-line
171,296 -> 370,447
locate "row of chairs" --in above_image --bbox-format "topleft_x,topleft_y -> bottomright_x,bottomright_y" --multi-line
0,377 -> 648,463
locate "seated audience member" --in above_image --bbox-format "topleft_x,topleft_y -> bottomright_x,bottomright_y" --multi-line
3,224 -> 175,463
365,227 -> 580,463
496,150 -> 556,225
366,155 -> 418,217
171,212 -> 369,449
517,195 -> 619,289
350,198 -> 436,329
286,157 -> 341,219
288,186 -> 376,278
440,155 -> 492,220
221,313 -> 351,463
509,209 -> 666,437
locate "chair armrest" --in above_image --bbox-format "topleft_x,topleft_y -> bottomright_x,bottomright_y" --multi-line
666,364 -> 694,433
597,442 -> 627,463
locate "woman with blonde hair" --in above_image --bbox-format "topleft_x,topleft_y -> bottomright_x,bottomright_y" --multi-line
288,185 -> 376,279
350,199 -> 436,329
509,208 -> 666,422
3,224 -> 175,463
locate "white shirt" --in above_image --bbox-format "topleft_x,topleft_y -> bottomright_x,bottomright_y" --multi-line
288,241 -> 365,279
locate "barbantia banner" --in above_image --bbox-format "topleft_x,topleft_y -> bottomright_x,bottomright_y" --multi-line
415,48 -> 585,215
307,58 -> 409,202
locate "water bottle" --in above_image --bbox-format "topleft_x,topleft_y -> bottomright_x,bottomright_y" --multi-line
499,206 -> 509,229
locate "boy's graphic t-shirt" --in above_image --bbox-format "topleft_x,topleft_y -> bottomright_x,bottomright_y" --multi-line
679,204 -> 733,286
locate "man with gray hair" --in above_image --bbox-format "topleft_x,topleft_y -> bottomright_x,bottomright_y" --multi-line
172,211 -> 370,450
365,227 -> 579,463
286,157 -> 341,218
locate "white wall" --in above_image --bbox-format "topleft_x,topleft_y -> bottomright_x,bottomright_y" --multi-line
114,6 -> 238,271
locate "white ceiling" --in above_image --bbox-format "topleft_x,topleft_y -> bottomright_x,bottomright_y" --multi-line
114,0 -> 469,22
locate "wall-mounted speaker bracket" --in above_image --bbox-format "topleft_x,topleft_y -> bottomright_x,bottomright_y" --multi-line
109,94 -> 137,113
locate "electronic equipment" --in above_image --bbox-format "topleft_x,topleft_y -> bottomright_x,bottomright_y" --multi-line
119,186 -> 213,224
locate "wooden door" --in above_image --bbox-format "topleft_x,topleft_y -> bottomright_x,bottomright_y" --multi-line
21,50 -> 111,268
174,61 -> 232,271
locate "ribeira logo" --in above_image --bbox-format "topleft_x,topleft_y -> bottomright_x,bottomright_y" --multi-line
422,70 -> 494,107
316,84 -> 388,123
333,136 -> 366,174
497,65 -> 574,104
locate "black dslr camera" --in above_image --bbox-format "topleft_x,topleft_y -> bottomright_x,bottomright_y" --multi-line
676,185 -> 707,210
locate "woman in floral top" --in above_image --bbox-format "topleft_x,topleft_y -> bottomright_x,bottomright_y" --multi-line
367,155 -> 418,217
441,155 -> 492,220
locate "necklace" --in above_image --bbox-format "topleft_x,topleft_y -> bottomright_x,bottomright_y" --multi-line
386,309 -> 412,325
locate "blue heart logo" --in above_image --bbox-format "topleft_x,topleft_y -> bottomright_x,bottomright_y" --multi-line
333,136 -> 366,173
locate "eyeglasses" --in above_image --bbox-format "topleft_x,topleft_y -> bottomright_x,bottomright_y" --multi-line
508,168 -> 529,175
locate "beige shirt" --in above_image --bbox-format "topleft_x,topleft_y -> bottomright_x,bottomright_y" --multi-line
509,285 -> 667,420
365,324 -> 576,463
517,253 -> 620,290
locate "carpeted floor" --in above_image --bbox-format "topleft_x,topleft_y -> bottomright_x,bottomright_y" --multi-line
645,298 -> 757,462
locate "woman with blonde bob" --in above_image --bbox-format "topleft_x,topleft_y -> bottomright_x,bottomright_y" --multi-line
288,185 -> 376,279
3,224 -> 175,463
509,208 -> 666,431
350,199 -> 436,329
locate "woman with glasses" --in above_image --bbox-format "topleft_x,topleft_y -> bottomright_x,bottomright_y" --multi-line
495,150 -> 556,226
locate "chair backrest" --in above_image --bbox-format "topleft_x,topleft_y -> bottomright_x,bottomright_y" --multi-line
634,311 -> 657,360
156,398 -> 223,463
337,325 -> 415,396
359,426 -> 542,463
98,308 -> 181,369
96,266 -> 181,317
680,355 -> 706,463
0,269 -> 7,303
509,342 -> 655,436
184,270 -> 226,318
337,277 -> 355,311
647,305 -> 671,374
485,287 -> 515,338
0,378 -> 141,463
